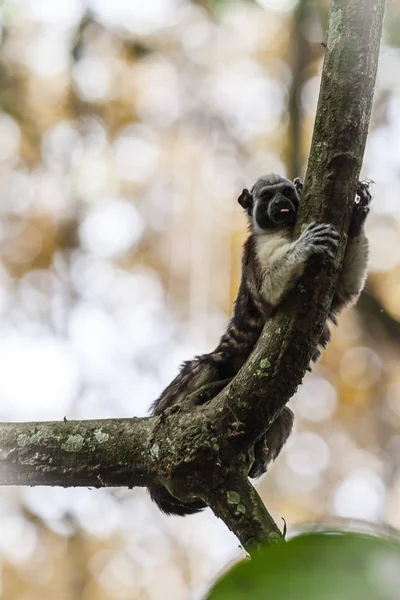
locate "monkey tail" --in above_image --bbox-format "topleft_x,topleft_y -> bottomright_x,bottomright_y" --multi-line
148,355 -> 229,516
149,486 -> 206,516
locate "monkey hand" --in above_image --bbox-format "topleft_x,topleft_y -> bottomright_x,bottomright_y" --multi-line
350,181 -> 372,238
248,407 -> 294,479
293,177 -> 303,195
296,222 -> 341,261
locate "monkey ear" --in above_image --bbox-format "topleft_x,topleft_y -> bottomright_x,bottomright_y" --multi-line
293,177 -> 303,195
238,188 -> 253,212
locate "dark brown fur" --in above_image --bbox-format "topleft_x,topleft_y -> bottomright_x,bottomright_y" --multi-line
149,175 -> 371,515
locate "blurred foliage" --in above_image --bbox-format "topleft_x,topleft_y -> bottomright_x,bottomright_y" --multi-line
208,531 -> 400,600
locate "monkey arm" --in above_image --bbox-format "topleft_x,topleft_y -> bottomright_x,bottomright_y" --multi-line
185,377 -> 233,407
331,182 -> 371,315
150,358 -> 221,415
248,406 -> 294,479
331,232 -> 369,314
259,223 -> 340,307
260,242 -> 308,306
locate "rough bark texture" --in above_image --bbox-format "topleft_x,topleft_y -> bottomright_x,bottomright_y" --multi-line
0,419 -> 156,487
0,0 -> 386,553
287,0 -> 313,178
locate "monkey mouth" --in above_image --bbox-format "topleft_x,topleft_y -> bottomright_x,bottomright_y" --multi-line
256,196 -> 298,230
268,198 -> 297,225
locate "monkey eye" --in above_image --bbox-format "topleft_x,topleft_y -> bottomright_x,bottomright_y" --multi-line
283,185 -> 295,197
259,189 -> 273,199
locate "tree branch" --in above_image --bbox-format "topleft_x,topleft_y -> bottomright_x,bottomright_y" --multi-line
0,419 -> 157,487
200,472 -> 284,549
206,0 -> 386,458
0,0 -> 386,554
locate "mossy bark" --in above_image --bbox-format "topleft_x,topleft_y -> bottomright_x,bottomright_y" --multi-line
0,0 -> 386,553
0,419 -> 156,487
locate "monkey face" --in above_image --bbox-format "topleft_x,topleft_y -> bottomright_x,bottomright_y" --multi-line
257,191 -> 298,228
238,174 -> 300,232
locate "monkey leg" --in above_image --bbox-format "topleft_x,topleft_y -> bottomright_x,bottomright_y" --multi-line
149,486 -> 206,516
186,377 -> 233,407
248,406 -> 294,478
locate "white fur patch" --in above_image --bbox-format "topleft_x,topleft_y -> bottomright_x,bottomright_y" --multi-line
336,235 -> 369,304
254,229 -> 306,306
255,230 -> 291,269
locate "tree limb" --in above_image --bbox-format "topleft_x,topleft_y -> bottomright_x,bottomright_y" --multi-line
0,419 -> 157,487
200,472 -> 284,550
206,0 -> 386,458
0,0 -> 386,554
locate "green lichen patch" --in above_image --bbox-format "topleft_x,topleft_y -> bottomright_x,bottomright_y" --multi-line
61,434 -> 84,453
150,443 -> 160,460
257,358 -> 271,377
227,490 -> 240,505
211,438 -> 220,452
17,434 -> 29,447
94,429 -> 110,444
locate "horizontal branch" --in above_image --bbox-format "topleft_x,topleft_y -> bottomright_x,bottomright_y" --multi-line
0,418 -> 157,487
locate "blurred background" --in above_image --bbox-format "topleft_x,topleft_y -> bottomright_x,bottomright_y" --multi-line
0,0 -> 400,598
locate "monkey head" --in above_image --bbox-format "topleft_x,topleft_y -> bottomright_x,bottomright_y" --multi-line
238,174 -> 302,232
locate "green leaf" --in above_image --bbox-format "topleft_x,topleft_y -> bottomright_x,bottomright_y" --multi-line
208,532 -> 400,600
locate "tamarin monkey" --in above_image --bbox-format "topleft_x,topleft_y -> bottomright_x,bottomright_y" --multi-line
149,174 -> 371,515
